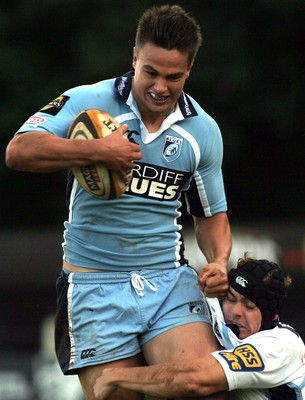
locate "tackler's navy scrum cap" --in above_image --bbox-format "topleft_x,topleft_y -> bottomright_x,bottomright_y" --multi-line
228,258 -> 287,331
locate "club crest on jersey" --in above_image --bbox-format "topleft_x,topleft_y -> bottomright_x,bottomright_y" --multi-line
219,344 -> 265,372
162,135 -> 183,162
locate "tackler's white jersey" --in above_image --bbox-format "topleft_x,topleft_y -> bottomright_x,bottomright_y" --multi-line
207,298 -> 305,399
17,71 -> 227,271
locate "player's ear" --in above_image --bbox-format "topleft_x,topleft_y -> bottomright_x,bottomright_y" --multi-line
132,47 -> 138,69
186,59 -> 194,76
272,314 -> 279,321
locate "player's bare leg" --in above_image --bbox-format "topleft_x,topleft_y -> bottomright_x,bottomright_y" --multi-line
78,353 -> 146,400
142,322 -> 226,400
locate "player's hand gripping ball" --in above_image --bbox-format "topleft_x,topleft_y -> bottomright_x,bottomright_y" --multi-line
67,109 -> 132,199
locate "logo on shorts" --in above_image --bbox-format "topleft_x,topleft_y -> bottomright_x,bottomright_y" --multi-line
189,301 -> 205,314
218,344 -> 264,372
81,348 -> 96,359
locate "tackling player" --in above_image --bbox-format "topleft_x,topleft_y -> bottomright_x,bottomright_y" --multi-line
94,253 -> 305,399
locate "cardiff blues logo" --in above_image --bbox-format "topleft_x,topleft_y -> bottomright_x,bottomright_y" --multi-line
163,135 -> 183,162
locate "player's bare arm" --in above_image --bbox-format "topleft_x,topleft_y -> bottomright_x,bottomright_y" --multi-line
93,355 -> 228,399
5,125 -> 142,173
195,212 -> 231,299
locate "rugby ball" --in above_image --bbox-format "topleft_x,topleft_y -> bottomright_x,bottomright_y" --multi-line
67,109 -> 131,199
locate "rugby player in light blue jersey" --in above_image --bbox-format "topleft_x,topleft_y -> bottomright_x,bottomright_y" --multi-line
6,5 -> 231,400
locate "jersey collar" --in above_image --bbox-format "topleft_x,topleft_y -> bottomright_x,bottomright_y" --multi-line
114,71 -> 198,119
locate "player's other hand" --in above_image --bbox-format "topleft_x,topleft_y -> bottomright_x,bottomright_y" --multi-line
198,262 -> 229,299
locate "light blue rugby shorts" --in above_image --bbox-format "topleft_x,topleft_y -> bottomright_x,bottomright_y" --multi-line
55,266 -> 211,374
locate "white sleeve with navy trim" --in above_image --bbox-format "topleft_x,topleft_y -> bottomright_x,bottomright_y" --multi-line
212,326 -> 305,398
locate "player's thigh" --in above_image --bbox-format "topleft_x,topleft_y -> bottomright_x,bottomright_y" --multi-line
142,321 -> 220,365
143,323 -> 226,400
78,353 -> 146,400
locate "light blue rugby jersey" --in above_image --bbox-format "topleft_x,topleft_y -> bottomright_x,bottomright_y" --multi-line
17,71 -> 228,271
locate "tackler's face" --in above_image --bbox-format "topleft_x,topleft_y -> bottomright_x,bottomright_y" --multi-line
222,287 -> 262,339
132,43 -> 192,124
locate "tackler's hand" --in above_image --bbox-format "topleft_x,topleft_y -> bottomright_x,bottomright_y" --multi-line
94,369 -> 117,400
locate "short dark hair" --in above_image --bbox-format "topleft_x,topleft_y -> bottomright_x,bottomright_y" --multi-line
135,4 -> 202,66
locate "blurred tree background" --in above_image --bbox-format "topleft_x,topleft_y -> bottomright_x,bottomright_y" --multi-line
1,0 -> 304,227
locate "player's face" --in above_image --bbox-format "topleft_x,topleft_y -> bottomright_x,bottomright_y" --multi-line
132,43 -> 192,130
222,287 -> 262,339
